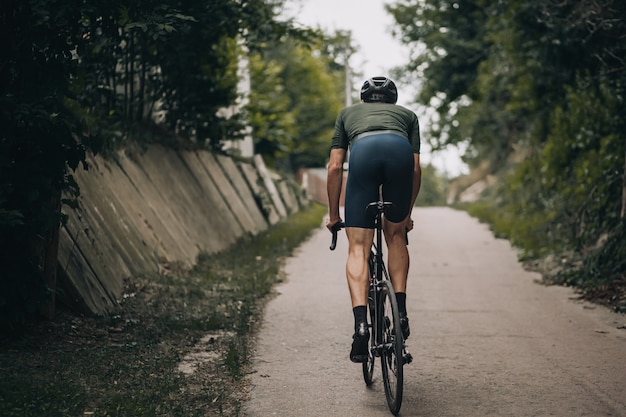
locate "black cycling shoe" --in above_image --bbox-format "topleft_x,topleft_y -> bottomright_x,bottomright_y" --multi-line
399,313 -> 410,340
349,322 -> 370,363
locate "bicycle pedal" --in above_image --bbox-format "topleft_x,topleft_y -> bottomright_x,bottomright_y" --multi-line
403,352 -> 413,365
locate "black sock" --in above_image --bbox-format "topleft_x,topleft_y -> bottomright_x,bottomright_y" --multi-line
353,305 -> 367,328
396,292 -> 407,315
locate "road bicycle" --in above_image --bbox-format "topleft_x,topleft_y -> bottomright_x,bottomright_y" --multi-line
330,200 -> 412,415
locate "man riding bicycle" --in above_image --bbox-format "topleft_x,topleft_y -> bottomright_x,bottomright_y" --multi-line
326,76 -> 422,363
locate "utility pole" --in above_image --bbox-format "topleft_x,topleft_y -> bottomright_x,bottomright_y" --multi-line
343,34 -> 353,171
345,55 -> 352,108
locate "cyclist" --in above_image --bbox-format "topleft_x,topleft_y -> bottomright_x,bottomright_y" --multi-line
326,76 -> 421,363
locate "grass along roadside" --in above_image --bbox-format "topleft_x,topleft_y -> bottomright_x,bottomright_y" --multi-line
459,201 -> 626,313
0,202 -> 328,417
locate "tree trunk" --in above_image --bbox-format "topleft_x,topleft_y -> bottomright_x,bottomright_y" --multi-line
136,32 -> 146,123
124,46 -> 129,121
128,32 -> 135,122
39,194 -> 61,319
620,144 -> 626,219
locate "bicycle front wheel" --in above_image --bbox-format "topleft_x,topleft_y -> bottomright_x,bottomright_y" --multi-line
379,279 -> 403,415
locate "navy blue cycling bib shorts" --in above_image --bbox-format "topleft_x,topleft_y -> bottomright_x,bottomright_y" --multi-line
344,132 -> 414,229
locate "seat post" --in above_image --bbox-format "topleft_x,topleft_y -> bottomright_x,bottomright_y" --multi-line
375,201 -> 384,282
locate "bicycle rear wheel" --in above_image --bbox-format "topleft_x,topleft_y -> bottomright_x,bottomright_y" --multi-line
379,279 -> 403,415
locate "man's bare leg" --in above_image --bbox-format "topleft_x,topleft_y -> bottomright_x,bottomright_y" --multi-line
383,218 -> 409,292
345,227 -> 375,362
345,227 -> 375,307
383,217 -> 411,338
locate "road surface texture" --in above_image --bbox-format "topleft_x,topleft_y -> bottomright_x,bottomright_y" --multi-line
243,207 -> 626,417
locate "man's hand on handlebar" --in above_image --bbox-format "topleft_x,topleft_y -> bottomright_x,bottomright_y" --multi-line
327,217 -> 345,251
326,216 -> 343,233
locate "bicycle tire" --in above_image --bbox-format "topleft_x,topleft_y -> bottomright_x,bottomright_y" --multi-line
362,286 -> 375,386
379,278 -> 404,415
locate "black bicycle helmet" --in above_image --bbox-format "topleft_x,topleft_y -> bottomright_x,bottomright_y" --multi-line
360,76 -> 398,104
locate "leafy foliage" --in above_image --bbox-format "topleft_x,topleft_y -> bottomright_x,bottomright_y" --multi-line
415,164 -> 448,207
1,0 -> 89,328
247,36 -> 345,171
0,0 -> 306,329
390,0 -> 626,299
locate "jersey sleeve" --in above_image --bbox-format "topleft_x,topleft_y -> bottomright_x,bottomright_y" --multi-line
409,115 -> 421,154
331,110 -> 350,150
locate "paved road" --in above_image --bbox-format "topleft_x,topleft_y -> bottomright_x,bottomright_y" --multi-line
243,207 -> 626,417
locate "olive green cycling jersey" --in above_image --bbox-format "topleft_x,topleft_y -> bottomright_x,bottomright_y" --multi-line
331,102 -> 421,154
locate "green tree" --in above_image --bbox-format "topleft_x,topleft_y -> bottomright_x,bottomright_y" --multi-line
247,53 -> 297,165
1,0 -> 90,327
388,0 -> 490,154
75,2 -> 198,148
247,36 -> 344,171
415,164 -> 448,206
390,0 -> 625,299
1,0 -> 308,329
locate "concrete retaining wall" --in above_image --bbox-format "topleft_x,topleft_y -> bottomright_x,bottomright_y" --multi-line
57,145 -> 306,316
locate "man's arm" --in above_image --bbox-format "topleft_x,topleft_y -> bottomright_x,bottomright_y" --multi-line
410,153 -> 422,208
405,153 -> 422,232
326,148 -> 347,230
